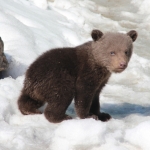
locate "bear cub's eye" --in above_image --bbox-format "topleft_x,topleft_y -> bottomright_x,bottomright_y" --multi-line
110,51 -> 115,55
125,51 -> 128,55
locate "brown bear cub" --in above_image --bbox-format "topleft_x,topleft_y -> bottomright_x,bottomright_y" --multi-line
18,29 -> 138,123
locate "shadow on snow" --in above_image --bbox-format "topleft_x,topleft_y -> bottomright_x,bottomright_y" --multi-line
101,102 -> 150,119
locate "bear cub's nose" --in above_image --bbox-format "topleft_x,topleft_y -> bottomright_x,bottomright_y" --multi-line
120,62 -> 127,68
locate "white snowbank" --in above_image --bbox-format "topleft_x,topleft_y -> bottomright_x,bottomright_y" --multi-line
0,0 -> 150,150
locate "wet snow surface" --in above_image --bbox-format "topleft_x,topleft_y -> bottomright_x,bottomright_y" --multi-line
0,0 -> 150,149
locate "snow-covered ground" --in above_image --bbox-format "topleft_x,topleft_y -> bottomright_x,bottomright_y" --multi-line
0,0 -> 150,149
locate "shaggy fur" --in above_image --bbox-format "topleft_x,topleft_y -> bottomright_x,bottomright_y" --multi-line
18,29 -> 138,123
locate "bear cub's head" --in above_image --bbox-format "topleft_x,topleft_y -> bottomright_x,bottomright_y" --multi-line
91,29 -> 138,73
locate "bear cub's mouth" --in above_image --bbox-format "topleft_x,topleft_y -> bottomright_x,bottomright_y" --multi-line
115,67 -> 127,73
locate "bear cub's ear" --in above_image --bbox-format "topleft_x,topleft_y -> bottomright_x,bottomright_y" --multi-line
91,29 -> 103,41
127,30 -> 138,42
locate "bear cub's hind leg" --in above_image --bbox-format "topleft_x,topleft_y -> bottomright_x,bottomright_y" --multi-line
44,103 -> 72,123
18,94 -> 44,115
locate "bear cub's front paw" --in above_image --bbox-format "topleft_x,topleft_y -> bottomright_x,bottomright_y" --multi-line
98,112 -> 111,122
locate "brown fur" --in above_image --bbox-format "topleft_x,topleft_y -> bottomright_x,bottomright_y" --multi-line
0,38 -> 8,71
18,29 -> 138,123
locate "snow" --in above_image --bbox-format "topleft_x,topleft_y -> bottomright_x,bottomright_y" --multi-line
0,0 -> 150,149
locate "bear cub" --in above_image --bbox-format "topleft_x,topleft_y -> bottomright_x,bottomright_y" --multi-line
18,29 -> 138,123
